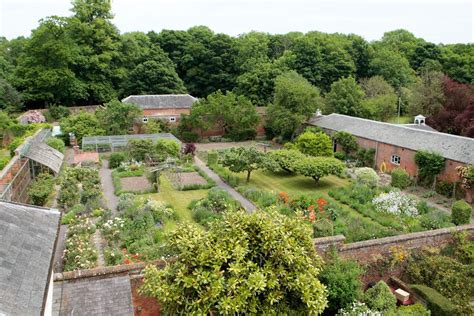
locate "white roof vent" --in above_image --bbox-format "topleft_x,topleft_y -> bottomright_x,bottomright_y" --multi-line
414,114 -> 426,125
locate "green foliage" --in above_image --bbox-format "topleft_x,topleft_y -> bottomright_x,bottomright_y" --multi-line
333,131 -> 358,155
46,104 -> 70,121
95,100 -> 142,135
410,285 -> 457,316
325,77 -> 365,117
435,181 -> 454,198
207,150 -> 218,165
355,167 -> 379,188
414,150 -> 445,185
0,78 -> 22,112
369,48 -> 416,88
294,156 -> 345,182
58,167 -> 102,211
220,147 -> 265,182
451,200 -> 472,225
46,137 -> 65,153
108,152 -> 126,169
266,149 -> 306,173
407,70 -> 445,116
362,281 -> 397,312
356,148 -> 376,167
266,71 -> 322,139
362,93 -> 398,121
181,91 -> 259,141
28,173 -> 54,206
63,216 -> 97,271
320,254 -> 363,313
295,131 -> 333,157
127,139 -> 153,162
60,111 -> 105,145
140,210 -> 328,314
154,139 -> 180,161
391,168 -> 411,189
334,151 -> 346,161
389,303 -> 431,316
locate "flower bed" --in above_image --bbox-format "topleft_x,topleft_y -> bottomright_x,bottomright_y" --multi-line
58,166 -> 102,212
63,216 -> 97,271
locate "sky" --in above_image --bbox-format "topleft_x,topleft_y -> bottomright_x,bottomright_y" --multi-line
0,0 -> 472,44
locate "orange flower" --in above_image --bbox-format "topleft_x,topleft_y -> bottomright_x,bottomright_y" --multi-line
308,205 -> 315,211
308,210 -> 316,223
277,192 -> 290,204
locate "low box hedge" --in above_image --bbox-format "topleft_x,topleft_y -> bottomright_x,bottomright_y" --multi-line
410,284 -> 457,316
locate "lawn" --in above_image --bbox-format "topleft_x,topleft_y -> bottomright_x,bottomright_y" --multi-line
232,169 -> 350,199
0,148 -> 9,158
385,116 -> 412,124
142,176 -> 208,232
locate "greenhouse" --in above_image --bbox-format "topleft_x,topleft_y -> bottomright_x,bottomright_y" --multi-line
82,133 -> 181,152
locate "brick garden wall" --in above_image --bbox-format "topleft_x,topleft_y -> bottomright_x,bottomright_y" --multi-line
314,224 -> 474,264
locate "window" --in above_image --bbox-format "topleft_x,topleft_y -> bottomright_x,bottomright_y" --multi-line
142,117 -> 148,123
391,154 -> 401,165
169,116 -> 176,123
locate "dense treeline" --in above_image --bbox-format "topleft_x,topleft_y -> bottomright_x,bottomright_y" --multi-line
0,0 -> 472,136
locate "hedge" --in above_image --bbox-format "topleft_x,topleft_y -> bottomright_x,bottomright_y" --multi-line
410,284 -> 457,316
109,152 -> 126,169
451,200 -> 472,225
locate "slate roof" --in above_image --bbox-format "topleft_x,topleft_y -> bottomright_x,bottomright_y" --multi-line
53,276 -> 134,316
122,94 -> 198,109
23,142 -> 64,174
0,201 -> 60,315
308,113 -> 474,164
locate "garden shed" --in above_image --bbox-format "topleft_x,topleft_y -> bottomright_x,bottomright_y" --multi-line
82,133 -> 181,152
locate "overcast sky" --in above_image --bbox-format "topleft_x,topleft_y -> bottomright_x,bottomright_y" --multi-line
1,0 -> 472,43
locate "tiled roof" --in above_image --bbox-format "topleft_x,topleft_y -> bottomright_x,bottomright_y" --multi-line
122,94 -> 198,109
53,276 -> 134,316
0,201 -> 60,315
308,113 -> 474,164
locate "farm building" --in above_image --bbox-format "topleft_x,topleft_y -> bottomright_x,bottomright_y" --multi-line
308,113 -> 474,183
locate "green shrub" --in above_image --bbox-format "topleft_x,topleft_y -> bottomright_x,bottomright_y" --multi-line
104,247 -> 124,266
419,210 -> 452,230
181,131 -> 199,143
8,138 -> 23,156
363,280 -> 397,312
355,167 -> 379,188
47,104 -> 70,120
46,137 -> 65,153
356,148 -> 375,167
295,131 -> 333,157
225,128 -> 256,141
391,168 -> 411,189
109,152 -> 126,169
320,255 -> 363,313
0,156 -> 9,170
334,151 -> 346,161
388,303 -> 431,316
451,200 -> 472,225
92,208 -> 105,217
410,285 -> 456,316
435,181 -> 454,198
28,173 -> 55,206
61,210 -> 76,225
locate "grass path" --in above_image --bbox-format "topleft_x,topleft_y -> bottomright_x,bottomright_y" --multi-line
142,176 -> 208,232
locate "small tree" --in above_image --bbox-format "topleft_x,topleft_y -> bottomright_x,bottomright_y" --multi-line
60,111 -> 106,144
266,149 -> 306,173
154,139 -> 180,161
295,131 -> 333,157
127,139 -> 153,161
451,200 -> 472,225
355,168 -> 379,188
333,131 -> 358,155
414,150 -> 445,187
220,147 -> 265,182
140,210 -> 328,314
95,99 -> 142,135
294,156 -> 345,182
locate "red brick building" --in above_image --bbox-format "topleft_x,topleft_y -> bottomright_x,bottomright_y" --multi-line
308,113 -> 474,183
122,94 -> 198,132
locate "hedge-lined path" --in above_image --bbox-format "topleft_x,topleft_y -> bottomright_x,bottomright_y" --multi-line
194,157 -> 257,213
99,160 -> 118,214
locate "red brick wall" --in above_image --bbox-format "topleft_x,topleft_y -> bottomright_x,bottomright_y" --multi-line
314,224 -> 474,264
142,108 -> 190,117
130,277 -> 160,316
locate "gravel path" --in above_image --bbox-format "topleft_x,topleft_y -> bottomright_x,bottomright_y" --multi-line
194,157 -> 257,213
92,229 -> 105,267
99,160 -> 118,214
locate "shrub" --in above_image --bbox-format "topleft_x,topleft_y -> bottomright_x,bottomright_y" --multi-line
410,285 -> 457,316
28,173 -> 55,206
391,168 -> 411,189
104,246 -> 124,266
295,131 -> 333,157
117,193 -> 136,213
356,148 -> 375,167
419,209 -> 452,230
293,156 -> 346,182
155,139 -> 180,160
389,303 -> 430,316
334,151 -> 346,161
265,149 -> 306,173
181,131 -> 199,143
451,200 -> 472,225
61,210 -> 76,225
372,191 -> 418,217
0,157 -> 9,170
320,255 -> 364,313
414,150 -> 445,186
226,128 -> 256,141
355,167 -> 379,188
46,137 -> 65,153
183,143 -> 196,156
333,131 -> 358,155
47,104 -> 70,120
63,216 -> 97,271
109,152 -> 126,169
363,281 -> 397,312
128,139 -> 154,161
337,301 -> 381,316
435,181 -> 454,197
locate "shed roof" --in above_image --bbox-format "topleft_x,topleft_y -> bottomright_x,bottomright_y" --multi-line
0,201 -> 60,315
53,275 -> 134,315
23,142 -> 64,174
308,113 -> 474,164
122,94 -> 198,110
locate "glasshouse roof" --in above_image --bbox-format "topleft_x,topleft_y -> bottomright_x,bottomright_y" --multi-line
82,133 -> 181,149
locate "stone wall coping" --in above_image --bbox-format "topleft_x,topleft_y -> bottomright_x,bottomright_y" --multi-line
54,259 -> 172,282
340,224 -> 474,252
313,235 -> 346,245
